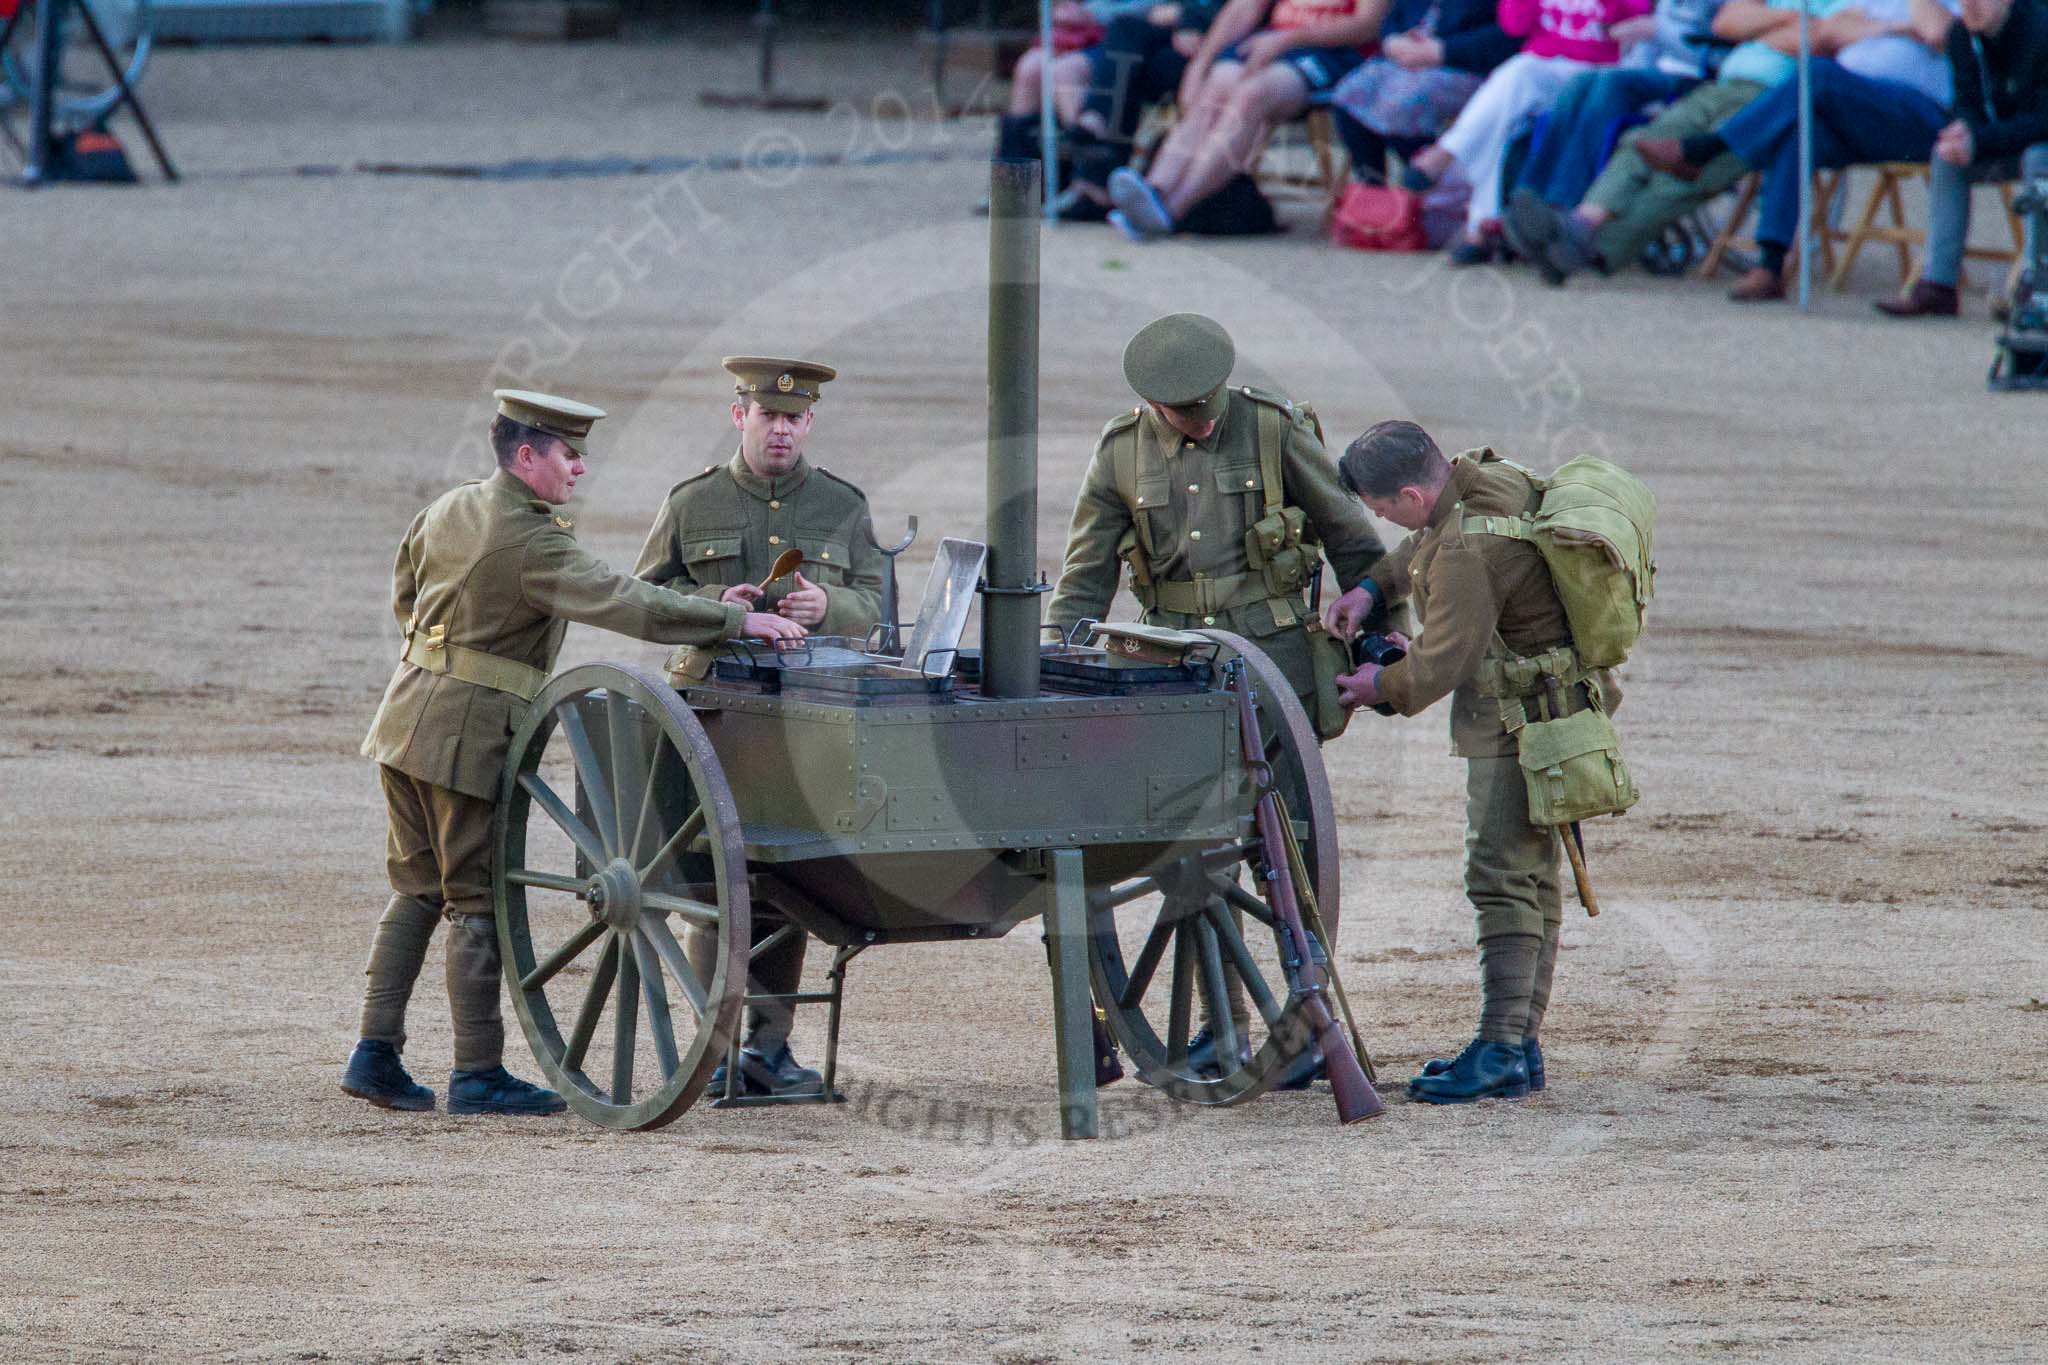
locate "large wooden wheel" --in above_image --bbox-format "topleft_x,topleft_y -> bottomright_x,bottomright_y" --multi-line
494,663 -> 749,1130
1086,630 -> 1342,1105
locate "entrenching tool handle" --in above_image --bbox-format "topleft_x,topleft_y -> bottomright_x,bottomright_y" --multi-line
1564,822 -> 1601,918
1228,662 -> 1384,1124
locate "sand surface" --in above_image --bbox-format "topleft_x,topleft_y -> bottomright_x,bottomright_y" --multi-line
2,27 -> 2044,1365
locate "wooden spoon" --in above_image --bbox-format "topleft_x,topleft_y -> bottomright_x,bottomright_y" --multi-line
758,546 -> 804,588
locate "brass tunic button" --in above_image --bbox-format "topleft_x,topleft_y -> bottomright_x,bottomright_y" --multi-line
1187,483 -> 1199,493
768,535 -> 782,545
1189,530 -> 1202,541
769,499 -> 781,509
1203,615 -> 1216,625
821,550 -> 830,560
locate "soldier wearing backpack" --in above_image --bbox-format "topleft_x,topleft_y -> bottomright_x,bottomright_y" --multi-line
1325,420 -> 1649,1104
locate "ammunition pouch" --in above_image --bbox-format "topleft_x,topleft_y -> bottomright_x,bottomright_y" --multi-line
403,626 -> 547,702
1483,641 -> 1636,825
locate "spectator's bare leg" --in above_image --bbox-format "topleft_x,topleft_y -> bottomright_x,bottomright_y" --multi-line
1160,64 -> 1309,220
1145,60 -> 1247,195
1007,46 -> 1046,117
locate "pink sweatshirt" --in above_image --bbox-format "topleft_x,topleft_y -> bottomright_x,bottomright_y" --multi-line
1496,0 -> 1651,63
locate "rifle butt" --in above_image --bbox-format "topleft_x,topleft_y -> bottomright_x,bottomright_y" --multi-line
1310,1001 -> 1383,1124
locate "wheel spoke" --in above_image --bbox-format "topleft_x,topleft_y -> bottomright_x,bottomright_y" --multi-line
643,890 -> 722,926
640,914 -> 710,1020
564,932 -> 618,1072
519,772 -> 608,869
1117,904 -> 1177,1011
606,694 -> 653,863
1205,902 -> 1282,1028
613,938 -> 640,1103
625,736 -> 671,868
1193,913 -> 1242,1068
1090,874 -> 1160,912
1167,922 -> 1195,1068
631,929 -> 681,1081
638,806 -> 706,884
507,868 -> 589,897
519,919 -> 605,993
558,704 -> 620,856
1208,875 -> 1279,930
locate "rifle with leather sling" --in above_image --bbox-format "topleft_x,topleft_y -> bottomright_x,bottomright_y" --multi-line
1225,658 -> 1383,1124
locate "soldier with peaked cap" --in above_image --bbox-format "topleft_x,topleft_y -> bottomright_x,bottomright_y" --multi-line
1047,313 -> 1396,1085
1049,313 -> 1393,732
634,356 -> 885,1098
340,389 -> 807,1118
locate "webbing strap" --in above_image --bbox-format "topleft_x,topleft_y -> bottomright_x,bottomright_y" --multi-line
404,632 -> 547,701
1462,512 -> 1534,541
1254,399 -> 1286,522
1151,572 -> 1281,617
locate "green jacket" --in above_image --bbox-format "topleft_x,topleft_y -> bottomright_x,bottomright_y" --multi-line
362,468 -> 743,800
634,451 -> 884,641
1046,387 -> 1389,702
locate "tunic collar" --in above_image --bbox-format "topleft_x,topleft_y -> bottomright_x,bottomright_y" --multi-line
1429,452 -> 1490,531
1140,395 -> 1229,455
490,466 -> 553,512
728,448 -> 812,501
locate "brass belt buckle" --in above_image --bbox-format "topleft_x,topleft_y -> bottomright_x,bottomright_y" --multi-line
425,623 -> 447,653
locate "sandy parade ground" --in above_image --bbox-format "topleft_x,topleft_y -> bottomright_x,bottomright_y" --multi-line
2,20 -> 2044,1363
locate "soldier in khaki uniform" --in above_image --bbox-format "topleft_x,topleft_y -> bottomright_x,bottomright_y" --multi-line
341,390 -> 806,1116
1046,313 -> 1391,735
1048,313 -> 1393,1083
634,357 -> 883,1097
1327,420 -> 1619,1104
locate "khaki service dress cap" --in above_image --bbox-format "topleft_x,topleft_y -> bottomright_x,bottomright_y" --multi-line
724,356 -> 838,415
493,389 -> 607,454
1122,313 -> 1235,424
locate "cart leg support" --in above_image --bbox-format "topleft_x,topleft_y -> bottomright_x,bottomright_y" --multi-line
1045,847 -> 1100,1140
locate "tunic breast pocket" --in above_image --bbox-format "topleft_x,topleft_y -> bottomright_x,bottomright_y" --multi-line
678,535 -> 744,586
1213,462 -> 1263,537
794,535 -> 850,585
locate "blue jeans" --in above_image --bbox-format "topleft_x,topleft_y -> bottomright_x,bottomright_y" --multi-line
1517,68 -> 1698,207
1716,58 -> 1946,248
1923,144 -> 2048,287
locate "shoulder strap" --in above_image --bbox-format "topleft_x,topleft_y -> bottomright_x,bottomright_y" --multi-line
1106,409 -> 1145,510
1255,399 -> 1286,520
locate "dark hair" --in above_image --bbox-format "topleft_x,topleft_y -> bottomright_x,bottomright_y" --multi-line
490,415 -> 559,468
1339,420 -> 1449,498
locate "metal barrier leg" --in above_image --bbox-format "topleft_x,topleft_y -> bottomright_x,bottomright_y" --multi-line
1045,847 -> 1099,1140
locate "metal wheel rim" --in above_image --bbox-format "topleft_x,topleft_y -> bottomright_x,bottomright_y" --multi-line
1086,630 -> 1342,1105
495,662 -> 749,1131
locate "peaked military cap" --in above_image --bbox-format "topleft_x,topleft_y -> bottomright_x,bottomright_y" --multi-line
1122,313 -> 1235,425
724,356 -> 837,415
494,389 -> 607,454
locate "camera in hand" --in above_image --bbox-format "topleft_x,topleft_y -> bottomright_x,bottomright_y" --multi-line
1350,631 -> 1405,716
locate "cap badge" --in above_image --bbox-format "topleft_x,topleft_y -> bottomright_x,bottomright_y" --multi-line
776,373 -> 795,393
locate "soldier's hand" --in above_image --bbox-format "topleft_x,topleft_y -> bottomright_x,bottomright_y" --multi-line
721,583 -> 765,607
742,612 -> 807,643
1323,584 -> 1375,639
776,573 -> 829,627
1335,663 -> 1382,712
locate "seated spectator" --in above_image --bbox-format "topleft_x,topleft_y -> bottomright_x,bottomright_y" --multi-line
1635,0 -> 1954,301
1105,0 -> 1385,239
1326,0 -> 1520,185
1504,0 -> 1835,284
1505,0 -> 1725,227
1065,3 -> 1228,211
1876,0 -> 2048,317
1399,0 -> 1658,263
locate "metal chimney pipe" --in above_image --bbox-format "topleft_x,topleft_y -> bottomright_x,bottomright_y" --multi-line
982,159 -> 1042,699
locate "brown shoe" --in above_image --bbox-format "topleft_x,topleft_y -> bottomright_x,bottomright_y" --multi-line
1728,267 -> 1785,302
1874,280 -> 1959,317
1636,136 -> 1701,182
